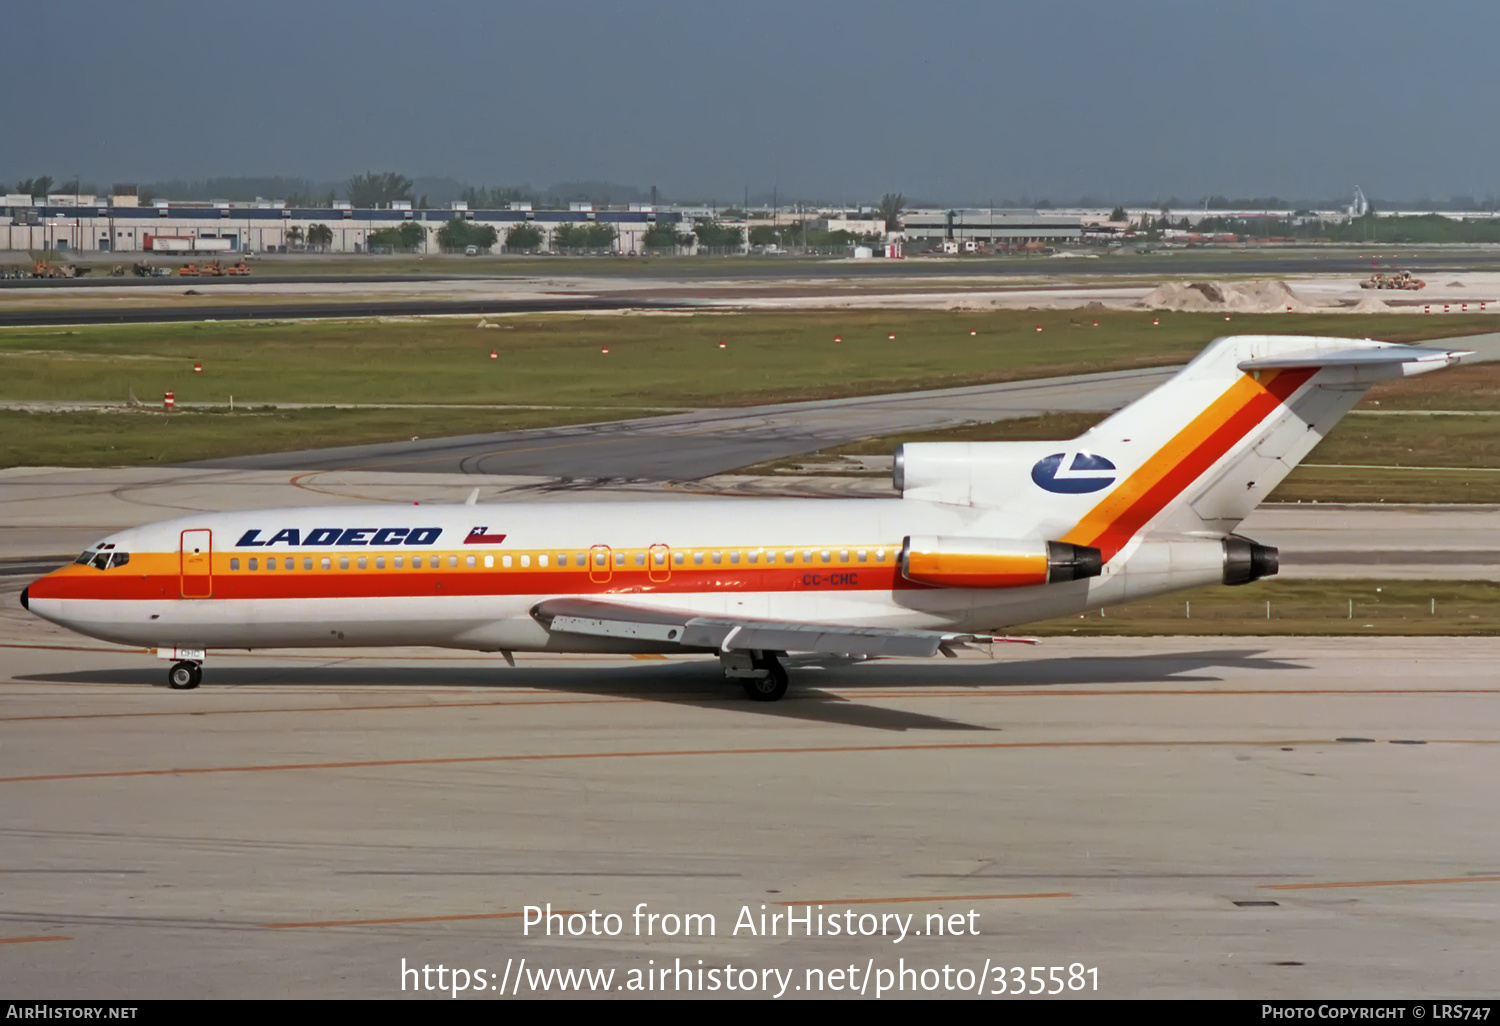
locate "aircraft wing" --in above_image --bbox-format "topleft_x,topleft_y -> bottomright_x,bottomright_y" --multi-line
531,597 -> 1036,659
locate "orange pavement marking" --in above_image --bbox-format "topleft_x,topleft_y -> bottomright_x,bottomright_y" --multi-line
0,695 -> 646,723
4,737 -> 1493,786
265,910 -> 553,929
1263,875 -> 1500,892
0,935 -> 71,945
780,892 -> 1073,906
8,687 -> 1491,725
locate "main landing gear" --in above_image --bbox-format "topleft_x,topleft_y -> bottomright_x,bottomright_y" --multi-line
720,650 -> 789,702
167,660 -> 202,690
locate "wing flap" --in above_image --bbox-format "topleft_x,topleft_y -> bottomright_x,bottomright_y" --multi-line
531,597 -> 1031,658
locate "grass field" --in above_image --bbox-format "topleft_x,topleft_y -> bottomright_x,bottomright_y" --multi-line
0,309 -> 1493,469
1026,579 -> 1500,636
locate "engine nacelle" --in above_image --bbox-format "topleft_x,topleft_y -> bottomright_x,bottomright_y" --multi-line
1223,535 -> 1279,585
901,536 -> 1102,589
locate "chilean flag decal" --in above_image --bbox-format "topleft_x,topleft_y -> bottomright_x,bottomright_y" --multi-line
464,527 -> 508,545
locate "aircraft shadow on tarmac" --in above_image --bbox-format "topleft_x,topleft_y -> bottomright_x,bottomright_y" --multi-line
20,647 -> 1305,734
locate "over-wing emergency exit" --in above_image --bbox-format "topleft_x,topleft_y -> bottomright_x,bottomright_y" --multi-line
22,335 -> 1469,700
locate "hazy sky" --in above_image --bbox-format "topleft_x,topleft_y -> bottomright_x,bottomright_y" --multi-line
4,0 -> 1498,204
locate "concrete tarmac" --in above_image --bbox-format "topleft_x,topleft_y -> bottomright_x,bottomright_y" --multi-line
1,581 -> 1497,998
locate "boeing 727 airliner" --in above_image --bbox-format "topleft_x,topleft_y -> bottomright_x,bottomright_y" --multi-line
21,335 -> 1468,700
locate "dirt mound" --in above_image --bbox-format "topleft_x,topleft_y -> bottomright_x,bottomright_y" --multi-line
1141,279 -> 1317,313
1350,293 -> 1391,313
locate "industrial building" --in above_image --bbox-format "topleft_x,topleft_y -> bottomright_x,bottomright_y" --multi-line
900,208 -> 1083,247
0,191 -> 689,255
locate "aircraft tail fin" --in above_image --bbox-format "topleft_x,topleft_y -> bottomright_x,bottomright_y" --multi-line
897,335 -> 1468,561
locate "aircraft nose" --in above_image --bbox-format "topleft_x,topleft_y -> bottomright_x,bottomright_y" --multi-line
19,586 -> 28,610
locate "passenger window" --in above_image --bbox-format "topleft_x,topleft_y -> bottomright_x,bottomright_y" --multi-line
857,549 -> 867,562
449,556 -> 458,568
730,551 -> 740,564
765,551 -> 775,564
876,549 -> 886,561
804,550 -> 814,563
615,552 -> 624,566
712,552 -> 722,564
521,555 -> 531,568
576,552 -> 586,565
357,557 -> 367,570
466,555 -> 476,568
394,556 -> 403,568
673,552 -> 684,566
230,558 -> 240,571
693,552 -> 704,565
654,551 -> 666,566
839,550 -> 849,562
321,557 -> 331,570
636,552 -> 646,566
376,557 -> 385,569
595,551 -> 607,567
488,555 -> 498,569
265,557 -> 276,571
248,558 -> 258,571
749,551 -> 759,564
557,553 -> 567,567
339,557 -> 350,570
820,550 -> 831,563
539,554 -> 548,568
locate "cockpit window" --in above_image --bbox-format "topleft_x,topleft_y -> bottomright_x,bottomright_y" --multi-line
84,551 -> 130,570
75,550 -> 96,565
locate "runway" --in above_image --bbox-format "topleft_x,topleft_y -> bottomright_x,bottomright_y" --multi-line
1,588 -> 1496,997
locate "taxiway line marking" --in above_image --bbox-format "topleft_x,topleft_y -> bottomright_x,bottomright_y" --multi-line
0,935 -> 71,945
3,737 -> 1494,786
779,892 -> 1074,906
264,910 -> 555,929
1261,875 -> 1500,891
3,688 -> 1493,724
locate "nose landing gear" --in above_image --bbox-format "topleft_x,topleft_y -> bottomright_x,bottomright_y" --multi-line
167,661 -> 202,690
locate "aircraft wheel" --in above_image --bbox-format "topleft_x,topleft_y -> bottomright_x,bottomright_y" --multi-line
741,658 -> 789,702
167,661 -> 202,690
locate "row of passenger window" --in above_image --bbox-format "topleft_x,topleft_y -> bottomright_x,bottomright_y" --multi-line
226,547 -> 894,573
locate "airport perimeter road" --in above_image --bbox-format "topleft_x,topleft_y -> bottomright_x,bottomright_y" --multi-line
0,293 -> 685,327
194,365 -> 1178,478
1,600 -> 1497,998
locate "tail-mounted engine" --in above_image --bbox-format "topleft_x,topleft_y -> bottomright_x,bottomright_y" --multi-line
901,536 -> 1102,589
1223,535 -> 1279,585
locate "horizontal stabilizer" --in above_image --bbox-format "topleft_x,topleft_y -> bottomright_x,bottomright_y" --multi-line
1238,344 -> 1469,370
532,597 -> 1036,659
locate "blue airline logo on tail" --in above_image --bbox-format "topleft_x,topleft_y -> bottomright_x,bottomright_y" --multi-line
1031,452 -> 1118,494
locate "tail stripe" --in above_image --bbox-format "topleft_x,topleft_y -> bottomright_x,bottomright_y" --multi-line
1062,367 -> 1316,561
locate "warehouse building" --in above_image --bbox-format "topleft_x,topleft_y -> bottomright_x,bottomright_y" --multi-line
900,208 -> 1082,247
0,191 -> 687,255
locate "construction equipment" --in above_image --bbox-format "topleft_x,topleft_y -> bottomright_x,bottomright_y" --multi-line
202,260 -> 226,277
1361,270 -> 1426,290
226,260 -> 250,276
178,263 -> 200,277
